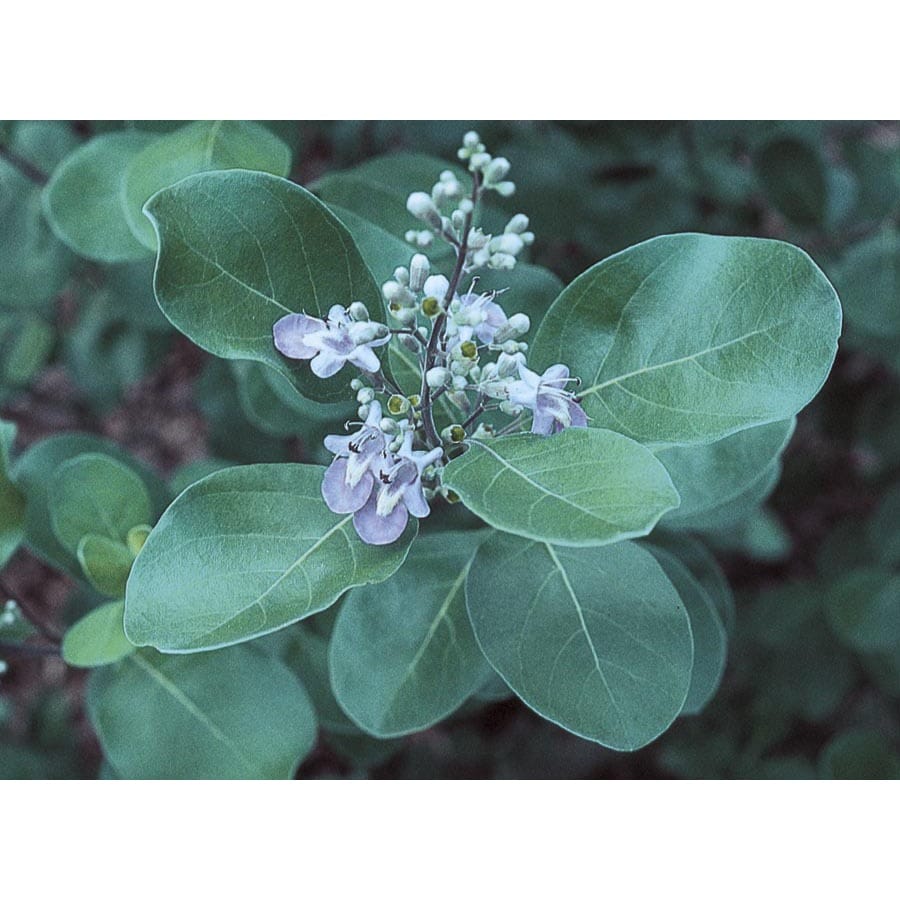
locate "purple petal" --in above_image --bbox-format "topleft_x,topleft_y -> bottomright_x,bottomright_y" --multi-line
568,400 -> 588,429
403,481 -> 430,518
273,314 -> 325,360
323,433 -> 354,456
311,351 -> 347,378
540,364 -> 570,389
531,407 -> 556,435
322,458 -> 374,514
353,492 -> 409,545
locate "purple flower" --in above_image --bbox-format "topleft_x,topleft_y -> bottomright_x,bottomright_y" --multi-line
506,362 -> 588,435
273,304 -> 389,378
352,433 -> 443,546
321,402 -> 387,514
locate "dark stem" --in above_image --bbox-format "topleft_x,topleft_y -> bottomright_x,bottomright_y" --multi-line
462,398 -> 488,431
0,640 -> 61,659
0,145 -> 48,185
419,172 -> 482,450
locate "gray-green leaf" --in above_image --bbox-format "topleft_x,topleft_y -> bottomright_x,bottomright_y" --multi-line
62,600 -> 135,668
442,429 -> 679,547
329,531 -> 491,737
145,170 -> 384,403
42,132 -> 156,262
466,532 -> 693,750
531,234 -> 841,445
86,645 -> 317,778
123,120 -> 292,249
124,464 -> 416,652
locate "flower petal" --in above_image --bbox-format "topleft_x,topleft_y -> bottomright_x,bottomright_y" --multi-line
402,481 -> 431,518
311,351 -> 347,378
353,492 -> 409,545
568,400 -> 588,429
273,313 -> 325,359
321,458 -> 374,514
540,364 -> 570,388
347,345 -> 381,373
530,406 -> 556,435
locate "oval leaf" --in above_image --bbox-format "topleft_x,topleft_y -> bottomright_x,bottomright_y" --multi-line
442,429 -> 679,547
124,464 -> 416,652
43,132 -> 156,262
77,534 -> 134,598
124,120 -> 292,249
329,531 -> 491,737
531,234 -> 841,445
62,600 -> 135,668
50,452 -> 152,555
86,645 -> 316,779
144,170 -> 384,403
466,532 -> 693,750
825,568 -> 900,653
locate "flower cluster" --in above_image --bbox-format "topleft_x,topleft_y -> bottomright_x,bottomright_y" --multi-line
272,131 -> 586,545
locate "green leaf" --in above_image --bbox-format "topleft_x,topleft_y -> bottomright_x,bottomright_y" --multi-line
824,568 -> 900,653
124,464 -> 417,652
834,229 -> 900,338
145,170 -> 384,403
465,532 -> 693,750
531,234 -> 841,446
329,531 -> 491,737
11,433 -> 168,574
313,152 -> 468,260
62,600 -> 135,668
0,312 -> 54,386
0,122 -> 76,308
123,120 -> 292,249
86,645 -> 317,778
0,420 -> 24,566
77,535 -> 134,598
42,132 -> 156,262
646,542 -> 727,714
656,419 -> 794,526
754,137 -> 828,226
442,429 -> 679,547
819,729 -> 900,779
50,453 -> 153,555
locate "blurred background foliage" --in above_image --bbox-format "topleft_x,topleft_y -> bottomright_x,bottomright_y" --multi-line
2,120 -> 899,778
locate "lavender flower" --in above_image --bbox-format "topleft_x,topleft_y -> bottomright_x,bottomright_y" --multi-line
321,402 -> 386,514
273,304 -> 389,378
352,432 -> 443,546
506,362 -> 588,435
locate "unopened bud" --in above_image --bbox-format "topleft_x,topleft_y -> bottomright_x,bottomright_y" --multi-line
463,131 -> 480,148
469,152 -> 491,171
380,417 -> 399,434
452,375 -> 468,390
494,181 -> 516,197
358,403 -> 371,419
490,233 -> 524,256
484,157 -> 511,183
426,367 -> 451,389
390,306 -> 417,326
348,301 -> 369,321
451,209 -> 466,230
350,378 -> 364,391
458,198 -> 474,215
399,333 -> 420,353
351,321 -> 389,344
409,253 -> 430,292
393,266 -> 410,285
505,214 -> 530,234
407,192 -> 442,228
356,387 -> 375,404
489,253 -> 517,270
494,313 -> 530,343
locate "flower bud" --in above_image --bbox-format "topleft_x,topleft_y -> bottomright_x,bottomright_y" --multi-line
393,266 -> 410,285
390,306 -> 417,326
358,403 -> 371,419
505,213 -> 530,234
489,252 -> 517,270
497,351 -> 525,377
351,321 -> 389,344
426,366 -> 451,389
484,157 -> 511,183
469,151 -> 492,171
458,198 -> 474,215
406,191 -> 442,228
490,233 -> 524,256
494,313 -> 530,343
463,131 -> 480,148
409,253 -> 430,292
380,417 -> 399,434
399,334 -> 420,353
350,378 -> 364,391
356,386 -> 375,404
348,301 -> 369,321
451,375 -> 468,391
416,231 -> 434,248
451,209 -> 466,230
494,181 -> 516,197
